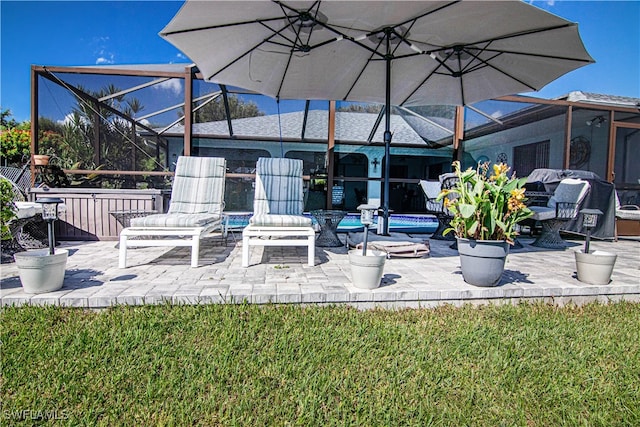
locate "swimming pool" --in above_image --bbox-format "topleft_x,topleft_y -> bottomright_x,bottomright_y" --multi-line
226,212 -> 438,234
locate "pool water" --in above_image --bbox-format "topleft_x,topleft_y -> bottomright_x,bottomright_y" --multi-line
226,213 -> 438,234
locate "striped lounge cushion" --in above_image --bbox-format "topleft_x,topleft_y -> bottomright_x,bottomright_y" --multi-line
253,158 -> 305,216
131,213 -> 222,228
167,156 -> 226,216
249,214 -> 312,227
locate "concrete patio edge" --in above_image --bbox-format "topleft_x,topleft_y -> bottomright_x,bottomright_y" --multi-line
2,235 -> 638,309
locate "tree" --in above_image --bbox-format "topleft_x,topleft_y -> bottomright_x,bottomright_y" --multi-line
1,109 -> 19,128
0,110 -> 30,166
337,103 -> 382,114
63,84 -> 158,175
191,94 -> 264,123
34,83 -> 164,189
39,115 -> 95,170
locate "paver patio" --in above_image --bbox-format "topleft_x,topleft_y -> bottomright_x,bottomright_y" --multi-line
2,234 -> 638,309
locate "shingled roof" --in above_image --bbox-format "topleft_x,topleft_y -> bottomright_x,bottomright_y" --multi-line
164,110 -> 454,146
559,91 -> 640,108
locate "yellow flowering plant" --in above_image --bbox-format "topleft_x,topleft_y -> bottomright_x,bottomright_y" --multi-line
438,161 -> 532,244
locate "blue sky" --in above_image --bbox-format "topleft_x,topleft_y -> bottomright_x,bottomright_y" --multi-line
1,0 -> 639,123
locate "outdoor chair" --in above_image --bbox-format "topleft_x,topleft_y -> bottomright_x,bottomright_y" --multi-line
0,165 -> 32,196
419,180 -> 447,240
118,156 -> 227,268
530,178 -> 590,249
418,173 -> 457,241
242,157 -> 315,267
1,167 -> 64,251
1,178 -> 34,260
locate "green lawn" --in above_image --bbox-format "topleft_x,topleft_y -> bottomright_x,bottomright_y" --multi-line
2,302 -> 639,426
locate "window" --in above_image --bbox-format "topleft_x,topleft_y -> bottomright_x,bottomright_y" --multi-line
513,140 -> 549,177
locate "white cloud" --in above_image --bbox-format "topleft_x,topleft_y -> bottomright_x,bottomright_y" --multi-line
95,49 -> 115,65
93,38 -> 115,64
154,78 -> 183,96
169,53 -> 188,64
57,113 -> 73,125
95,56 -> 114,65
58,113 -> 89,126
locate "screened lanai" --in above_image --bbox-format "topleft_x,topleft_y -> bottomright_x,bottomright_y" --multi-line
27,63 -> 640,217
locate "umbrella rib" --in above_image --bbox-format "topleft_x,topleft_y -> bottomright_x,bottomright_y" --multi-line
462,43 -> 539,92
161,16 -> 283,36
481,62 -> 538,92
206,21 -> 293,81
276,0 -> 389,59
261,19 -> 303,51
277,1 -> 316,52
205,2 -> 324,81
399,64 -> 447,107
368,107 -> 385,143
280,1 -> 306,48
390,19 -> 417,58
429,50 -> 460,77
274,0 -> 345,54
276,49 -> 296,99
459,45 -> 502,74
471,23 -> 581,48
343,35 -> 386,101
401,23 -> 592,106
273,2 -> 319,98
395,1 -> 461,31
476,47 -> 594,64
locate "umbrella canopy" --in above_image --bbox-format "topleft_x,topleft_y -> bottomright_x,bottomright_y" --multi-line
161,0 -> 594,234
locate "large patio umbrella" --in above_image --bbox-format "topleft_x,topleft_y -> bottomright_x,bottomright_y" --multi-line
160,0 -> 594,234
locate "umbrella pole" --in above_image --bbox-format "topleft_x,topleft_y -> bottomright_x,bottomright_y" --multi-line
381,47 -> 392,236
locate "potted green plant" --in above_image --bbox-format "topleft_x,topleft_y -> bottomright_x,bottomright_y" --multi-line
439,161 -> 532,286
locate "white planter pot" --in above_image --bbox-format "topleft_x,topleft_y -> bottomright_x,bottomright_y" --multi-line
348,249 -> 386,289
14,249 -> 68,294
574,250 -> 617,285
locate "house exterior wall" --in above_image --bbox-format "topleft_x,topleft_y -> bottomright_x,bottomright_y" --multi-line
463,114 -> 567,174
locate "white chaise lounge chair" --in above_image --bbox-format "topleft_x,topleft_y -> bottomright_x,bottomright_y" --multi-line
118,156 -> 227,268
242,157 -> 315,267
